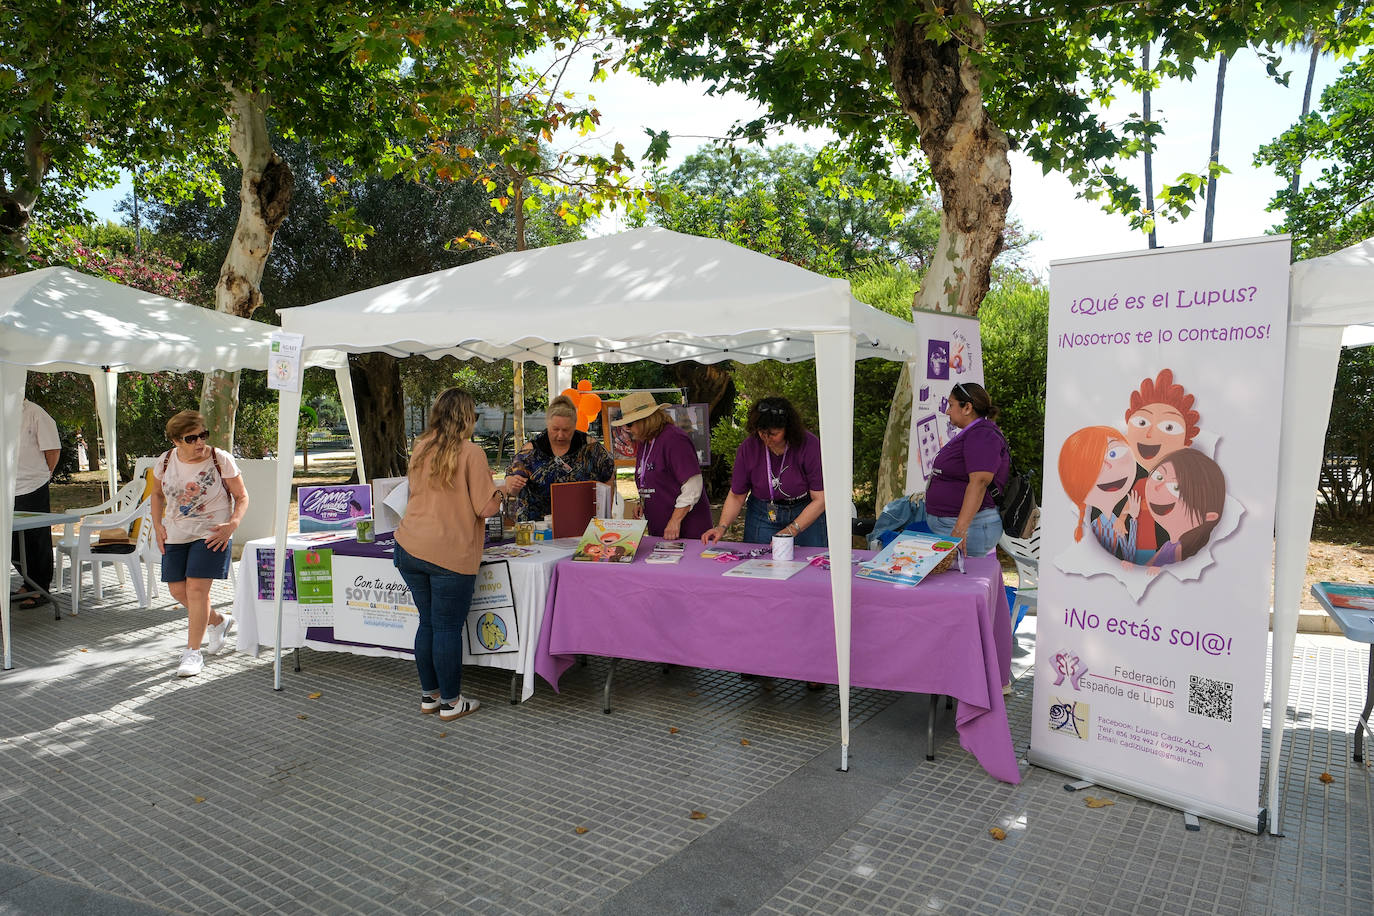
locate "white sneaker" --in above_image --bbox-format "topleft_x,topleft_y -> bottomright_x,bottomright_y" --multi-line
205,614 -> 235,655
176,649 -> 204,678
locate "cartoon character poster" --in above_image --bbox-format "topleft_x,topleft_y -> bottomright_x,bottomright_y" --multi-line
906,312 -> 985,494
1030,237 -> 1290,832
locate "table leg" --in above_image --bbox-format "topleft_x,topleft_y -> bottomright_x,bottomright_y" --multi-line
293,647 -> 301,673
602,657 -> 619,714
509,671 -> 520,705
927,695 -> 938,761
14,533 -> 61,621
1355,647 -> 1374,763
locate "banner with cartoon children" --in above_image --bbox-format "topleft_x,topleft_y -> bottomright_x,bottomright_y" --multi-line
905,311 -> 985,494
1029,236 -> 1290,832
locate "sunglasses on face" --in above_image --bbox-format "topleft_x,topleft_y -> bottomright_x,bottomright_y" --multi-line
181,431 -> 211,443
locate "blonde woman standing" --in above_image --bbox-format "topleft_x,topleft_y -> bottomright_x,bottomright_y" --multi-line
394,388 -> 517,722
151,410 -> 248,678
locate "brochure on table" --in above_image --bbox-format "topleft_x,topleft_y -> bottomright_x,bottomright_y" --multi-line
722,559 -> 809,580
856,532 -> 961,586
571,518 -> 647,562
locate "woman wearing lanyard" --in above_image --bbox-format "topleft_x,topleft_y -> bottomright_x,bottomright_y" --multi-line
701,397 -> 828,547
613,391 -> 713,540
923,381 -> 1009,556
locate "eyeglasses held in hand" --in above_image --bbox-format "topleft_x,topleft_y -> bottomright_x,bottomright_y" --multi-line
181,431 -> 211,443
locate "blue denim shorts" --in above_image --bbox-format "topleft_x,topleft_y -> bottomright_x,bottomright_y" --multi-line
161,539 -> 232,582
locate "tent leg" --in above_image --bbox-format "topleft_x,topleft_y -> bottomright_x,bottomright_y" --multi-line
838,744 -> 849,772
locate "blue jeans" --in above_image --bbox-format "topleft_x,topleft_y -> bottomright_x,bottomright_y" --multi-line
925,506 -> 1003,557
744,496 -> 828,547
873,501 -> 1002,557
393,543 -> 476,703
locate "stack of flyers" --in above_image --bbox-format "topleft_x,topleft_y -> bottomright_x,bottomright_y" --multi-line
645,540 -> 685,564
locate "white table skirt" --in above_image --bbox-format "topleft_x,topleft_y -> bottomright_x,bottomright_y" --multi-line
234,536 -> 570,701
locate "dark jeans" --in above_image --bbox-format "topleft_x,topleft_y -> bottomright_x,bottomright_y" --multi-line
393,543 -> 476,703
12,482 -> 53,592
744,496 -> 828,548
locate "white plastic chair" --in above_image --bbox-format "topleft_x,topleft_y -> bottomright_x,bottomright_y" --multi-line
998,514 -> 1040,631
56,459 -> 160,609
63,499 -> 158,614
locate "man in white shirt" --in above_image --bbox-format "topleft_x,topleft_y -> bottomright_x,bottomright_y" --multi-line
12,399 -> 61,605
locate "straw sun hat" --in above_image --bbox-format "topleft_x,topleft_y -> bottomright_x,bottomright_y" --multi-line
611,391 -> 665,426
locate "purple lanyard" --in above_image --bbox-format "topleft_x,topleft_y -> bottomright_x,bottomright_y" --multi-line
766,445 -> 790,500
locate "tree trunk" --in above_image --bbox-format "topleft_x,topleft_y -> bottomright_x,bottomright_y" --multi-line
0,116 -> 52,277
1203,55 -> 1227,244
511,179 -> 527,453
672,361 -> 736,424
875,3 -> 1012,508
1290,41 -> 1322,197
1143,44 -> 1157,249
199,88 -> 294,451
349,353 -> 409,479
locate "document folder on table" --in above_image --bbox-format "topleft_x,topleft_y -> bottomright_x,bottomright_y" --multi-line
551,480 -> 614,539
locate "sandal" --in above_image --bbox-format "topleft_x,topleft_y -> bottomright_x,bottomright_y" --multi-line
14,595 -> 46,610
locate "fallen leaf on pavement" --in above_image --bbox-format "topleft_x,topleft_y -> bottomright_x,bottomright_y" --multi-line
740,739 -> 750,746
669,727 -> 679,734
296,714 -> 309,720
1084,796 -> 1114,808
988,827 -> 1006,840
1319,772 -> 1334,784
308,692 -> 322,699
574,826 -> 589,835
689,810 -> 707,820
193,796 -> 205,804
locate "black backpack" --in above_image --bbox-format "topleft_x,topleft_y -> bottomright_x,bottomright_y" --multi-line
987,428 -> 1039,540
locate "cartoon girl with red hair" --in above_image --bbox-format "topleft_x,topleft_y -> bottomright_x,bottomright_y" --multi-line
1058,426 -> 1140,560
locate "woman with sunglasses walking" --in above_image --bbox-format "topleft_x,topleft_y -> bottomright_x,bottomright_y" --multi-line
151,410 -> 248,678
701,397 -> 828,548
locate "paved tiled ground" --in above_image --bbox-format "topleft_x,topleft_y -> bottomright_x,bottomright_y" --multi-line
0,577 -> 1369,915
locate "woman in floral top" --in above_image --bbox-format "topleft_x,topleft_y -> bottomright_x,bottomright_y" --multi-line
505,395 -> 614,522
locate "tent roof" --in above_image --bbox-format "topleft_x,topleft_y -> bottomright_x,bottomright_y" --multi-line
0,267 -> 344,374
1290,237 -> 1374,345
279,227 -> 919,365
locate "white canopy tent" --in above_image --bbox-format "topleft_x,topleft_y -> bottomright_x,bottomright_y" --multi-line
0,266 -> 359,669
271,227 -> 922,766
1270,236 -> 1374,833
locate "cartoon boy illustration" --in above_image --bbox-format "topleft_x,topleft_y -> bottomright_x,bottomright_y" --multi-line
1123,369 -> 1200,562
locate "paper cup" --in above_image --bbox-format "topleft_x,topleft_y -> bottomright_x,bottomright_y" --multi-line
772,534 -> 794,561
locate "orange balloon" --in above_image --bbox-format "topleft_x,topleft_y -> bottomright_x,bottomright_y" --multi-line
577,379 -> 593,391
576,393 -> 602,432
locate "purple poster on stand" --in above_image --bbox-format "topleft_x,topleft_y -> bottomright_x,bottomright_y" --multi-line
298,484 -> 372,532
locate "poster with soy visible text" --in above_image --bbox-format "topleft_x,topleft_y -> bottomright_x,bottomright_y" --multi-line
1029,236 -> 1290,832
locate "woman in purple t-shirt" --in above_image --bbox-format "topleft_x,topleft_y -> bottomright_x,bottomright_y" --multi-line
613,392 -> 713,540
701,397 -> 828,547
919,382 -> 1010,556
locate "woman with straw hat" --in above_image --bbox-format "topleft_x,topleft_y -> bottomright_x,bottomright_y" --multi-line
612,391 -> 712,540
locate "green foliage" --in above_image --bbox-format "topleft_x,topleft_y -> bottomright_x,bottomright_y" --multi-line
1317,346 -> 1374,521
1257,50 -> 1374,259
663,144 -> 942,270
620,1 -> 1370,235
979,278 -> 1050,498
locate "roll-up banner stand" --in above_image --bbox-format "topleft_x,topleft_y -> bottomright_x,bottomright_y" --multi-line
906,312 -> 985,495
1030,236 -> 1290,833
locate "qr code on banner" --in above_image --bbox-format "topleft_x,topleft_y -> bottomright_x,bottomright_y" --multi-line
1188,675 -> 1234,722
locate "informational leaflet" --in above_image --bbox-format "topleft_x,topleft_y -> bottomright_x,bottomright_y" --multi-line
255,547 -> 297,602
267,331 -> 304,393
331,553 -> 416,650
722,559 -> 809,581
292,548 -> 335,626
467,561 -> 520,655
1030,237 -> 1290,832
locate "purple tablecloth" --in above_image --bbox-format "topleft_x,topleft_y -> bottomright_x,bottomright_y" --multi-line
534,540 -> 1019,783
